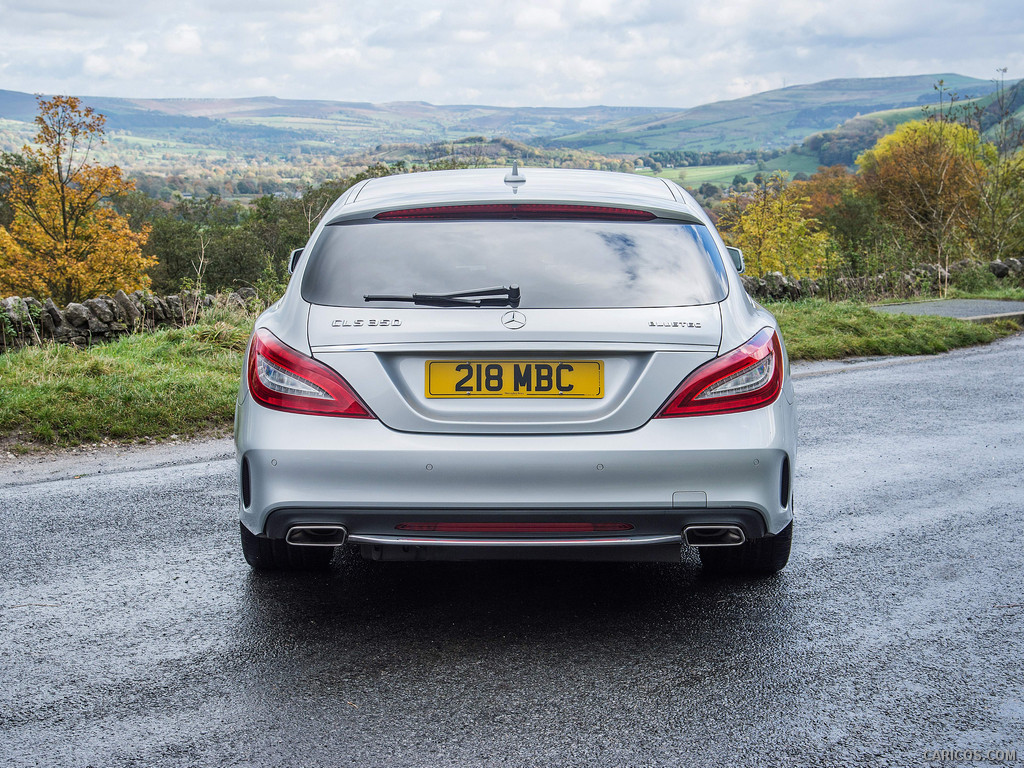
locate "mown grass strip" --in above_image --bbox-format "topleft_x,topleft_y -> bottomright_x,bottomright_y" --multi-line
0,302 -> 1019,450
946,286 -> 1024,301
767,299 -> 1021,360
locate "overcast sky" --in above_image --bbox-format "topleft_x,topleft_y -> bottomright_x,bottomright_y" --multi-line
1,0 -> 1022,108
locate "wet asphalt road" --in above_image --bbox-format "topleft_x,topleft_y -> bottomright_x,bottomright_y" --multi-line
872,298 -> 1024,321
2,336 -> 1023,768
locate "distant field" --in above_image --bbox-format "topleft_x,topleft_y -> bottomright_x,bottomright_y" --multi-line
637,164 -> 749,186
636,152 -> 823,188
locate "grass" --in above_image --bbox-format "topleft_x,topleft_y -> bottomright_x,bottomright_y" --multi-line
946,285 -> 1024,301
0,300 -> 1020,451
636,152 -> 822,189
0,320 -> 248,450
768,299 -> 1021,360
637,164 -> 749,186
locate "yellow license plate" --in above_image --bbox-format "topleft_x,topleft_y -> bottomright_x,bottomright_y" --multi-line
426,360 -> 604,398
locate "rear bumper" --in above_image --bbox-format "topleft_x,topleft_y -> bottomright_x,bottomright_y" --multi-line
262,507 -> 767,540
263,508 -> 768,562
260,507 -> 770,561
236,395 -> 796,542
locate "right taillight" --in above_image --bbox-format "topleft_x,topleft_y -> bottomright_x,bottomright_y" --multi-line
655,327 -> 783,418
247,328 -> 374,418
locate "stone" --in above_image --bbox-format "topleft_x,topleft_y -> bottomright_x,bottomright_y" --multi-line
85,311 -> 109,334
1,297 -> 22,329
1003,257 -> 1022,275
113,290 -> 142,327
43,298 -> 64,328
134,292 -> 159,326
98,295 -> 126,323
152,297 -> 168,324
989,260 -> 1010,278
166,295 -> 185,324
762,272 -> 801,301
39,309 -> 55,337
236,287 -> 257,301
947,259 -> 974,277
83,298 -> 114,324
64,302 -> 92,327
800,278 -> 820,297
22,297 -> 47,338
126,291 -> 145,317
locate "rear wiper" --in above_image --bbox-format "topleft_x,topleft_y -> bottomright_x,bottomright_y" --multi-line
363,285 -> 521,307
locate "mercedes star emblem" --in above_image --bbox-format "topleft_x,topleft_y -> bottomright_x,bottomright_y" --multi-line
501,310 -> 526,330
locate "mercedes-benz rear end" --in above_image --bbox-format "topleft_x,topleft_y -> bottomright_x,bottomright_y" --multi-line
235,168 -> 796,575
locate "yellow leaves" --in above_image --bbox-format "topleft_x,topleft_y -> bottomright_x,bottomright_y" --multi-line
0,95 -> 153,304
856,119 -> 988,174
719,173 -> 830,279
0,224 -> 47,298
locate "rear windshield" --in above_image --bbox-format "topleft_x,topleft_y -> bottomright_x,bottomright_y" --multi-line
300,219 -> 728,308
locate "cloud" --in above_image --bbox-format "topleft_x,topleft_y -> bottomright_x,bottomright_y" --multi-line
0,0 -> 1020,106
164,25 -> 202,56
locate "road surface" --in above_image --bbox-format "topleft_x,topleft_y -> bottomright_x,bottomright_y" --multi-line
2,335 -> 1023,767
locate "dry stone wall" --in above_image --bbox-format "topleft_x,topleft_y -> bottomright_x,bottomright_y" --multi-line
0,289 -> 238,351
741,258 -> 1023,302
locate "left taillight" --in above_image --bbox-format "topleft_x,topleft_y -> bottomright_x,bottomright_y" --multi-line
246,328 -> 374,418
655,327 -> 783,418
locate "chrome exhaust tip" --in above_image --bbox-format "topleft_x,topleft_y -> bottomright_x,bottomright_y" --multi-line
683,525 -> 746,547
286,525 -> 348,547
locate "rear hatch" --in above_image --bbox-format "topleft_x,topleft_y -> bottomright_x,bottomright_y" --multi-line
302,214 -> 728,435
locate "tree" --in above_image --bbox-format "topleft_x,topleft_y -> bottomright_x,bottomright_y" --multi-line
140,163 -> 406,295
949,72 -> 1024,262
0,96 -> 154,304
857,119 -> 984,294
718,172 -> 829,277
698,182 -> 721,198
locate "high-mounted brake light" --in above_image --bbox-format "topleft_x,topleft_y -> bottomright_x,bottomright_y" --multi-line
655,328 -> 783,417
247,328 -> 374,418
374,204 -> 656,221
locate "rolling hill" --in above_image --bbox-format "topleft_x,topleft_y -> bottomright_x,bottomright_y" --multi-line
0,73 -> 1005,159
544,74 -> 1002,153
0,73 -> 1013,196
0,90 -> 673,152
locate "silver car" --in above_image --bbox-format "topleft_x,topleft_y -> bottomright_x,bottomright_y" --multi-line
235,166 -> 796,575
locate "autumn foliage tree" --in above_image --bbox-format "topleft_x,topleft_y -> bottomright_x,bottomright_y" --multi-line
857,119 -> 984,293
951,74 -> 1024,263
0,96 -> 154,304
718,173 -> 829,278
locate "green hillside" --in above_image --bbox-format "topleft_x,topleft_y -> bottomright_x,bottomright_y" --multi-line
547,74 -> 1001,154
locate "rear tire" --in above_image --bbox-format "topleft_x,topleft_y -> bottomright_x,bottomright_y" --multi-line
239,522 -> 335,571
699,521 -> 792,576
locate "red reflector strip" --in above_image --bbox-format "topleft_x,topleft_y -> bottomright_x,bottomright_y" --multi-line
394,522 -> 635,533
374,204 -> 656,221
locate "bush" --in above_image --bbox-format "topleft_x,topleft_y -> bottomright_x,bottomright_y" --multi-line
949,261 -> 999,293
